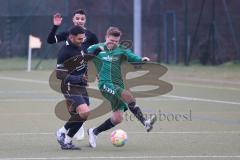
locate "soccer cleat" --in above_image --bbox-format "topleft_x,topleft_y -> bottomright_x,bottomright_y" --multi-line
73,124 -> 85,141
144,115 -> 157,132
61,141 -> 80,150
87,128 -> 97,148
56,129 -> 65,146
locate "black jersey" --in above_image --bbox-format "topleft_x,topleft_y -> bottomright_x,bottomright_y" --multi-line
47,25 -> 98,53
57,40 -> 87,80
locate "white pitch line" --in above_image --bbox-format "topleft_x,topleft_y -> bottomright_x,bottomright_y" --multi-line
129,131 -> 240,134
172,82 -> 240,91
1,95 -> 240,106
1,76 -> 240,105
167,76 -> 240,85
0,98 -> 62,102
0,133 -> 53,136
0,131 -> 240,136
0,98 -> 184,102
0,91 -> 50,94
0,95 -> 239,106
0,76 -> 48,84
141,94 -> 240,105
163,95 -> 240,105
1,155 -> 240,159
1,75 -> 239,91
0,113 -> 53,116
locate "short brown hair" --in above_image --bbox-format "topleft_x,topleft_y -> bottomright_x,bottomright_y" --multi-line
106,26 -> 122,37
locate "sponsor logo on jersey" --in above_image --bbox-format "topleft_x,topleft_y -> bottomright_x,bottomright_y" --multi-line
103,55 -> 119,62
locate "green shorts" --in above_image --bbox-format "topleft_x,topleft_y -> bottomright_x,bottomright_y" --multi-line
98,82 -> 128,112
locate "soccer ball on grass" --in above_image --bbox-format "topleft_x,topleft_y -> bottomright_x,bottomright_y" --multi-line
110,129 -> 127,147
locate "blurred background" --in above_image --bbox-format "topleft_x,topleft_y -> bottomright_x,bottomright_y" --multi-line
0,0 -> 240,71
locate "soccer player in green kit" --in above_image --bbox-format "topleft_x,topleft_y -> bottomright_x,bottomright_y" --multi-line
87,27 -> 157,148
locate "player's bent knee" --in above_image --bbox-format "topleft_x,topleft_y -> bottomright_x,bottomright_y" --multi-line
112,116 -> 122,124
111,111 -> 123,124
121,90 -> 135,103
79,112 -> 89,120
76,104 -> 89,120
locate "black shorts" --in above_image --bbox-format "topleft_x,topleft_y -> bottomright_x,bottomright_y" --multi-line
61,82 -> 89,114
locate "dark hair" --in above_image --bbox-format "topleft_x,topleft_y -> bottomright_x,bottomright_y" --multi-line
106,26 -> 122,37
73,9 -> 86,16
69,26 -> 85,35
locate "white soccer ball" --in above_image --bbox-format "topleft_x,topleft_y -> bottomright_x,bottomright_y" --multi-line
110,129 -> 128,147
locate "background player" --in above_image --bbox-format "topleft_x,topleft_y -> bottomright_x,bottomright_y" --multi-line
47,9 -> 98,53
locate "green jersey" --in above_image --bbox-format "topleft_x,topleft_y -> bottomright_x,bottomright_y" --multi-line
87,43 -> 142,86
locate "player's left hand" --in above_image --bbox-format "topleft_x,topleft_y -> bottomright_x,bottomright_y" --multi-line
142,57 -> 150,62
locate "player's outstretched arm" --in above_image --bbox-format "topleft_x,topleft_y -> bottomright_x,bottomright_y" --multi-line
124,49 -> 150,64
56,66 -> 68,80
47,13 -> 62,44
47,13 -> 68,44
124,49 -> 142,63
55,65 -> 87,85
85,46 -> 104,61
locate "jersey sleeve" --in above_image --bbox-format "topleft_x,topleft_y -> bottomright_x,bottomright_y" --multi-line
87,44 -> 99,55
55,32 -> 68,43
85,44 -> 100,60
56,47 -> 68,80
57,48 -> 69,65
89,33 -> 99,45
47,25 -> 58,43
47,25 -> 68,44
124,49 -> 142,62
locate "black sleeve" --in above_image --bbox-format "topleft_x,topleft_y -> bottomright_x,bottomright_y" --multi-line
56,52 -> 87,85
56,47 -> 69,79
56,67 -> 87,85
47,25 -> 58,44
64,74 -> 87,85
57,47 -> 69,65
90,33 -> 99,45
56,66 -> 68,80
47,25 -> 69,44
85,30 -> 98,46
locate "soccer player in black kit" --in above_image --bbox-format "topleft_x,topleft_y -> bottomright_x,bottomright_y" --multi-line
55,26 -> 90,150
47,9 -> 98,53
47,9 -> 98,141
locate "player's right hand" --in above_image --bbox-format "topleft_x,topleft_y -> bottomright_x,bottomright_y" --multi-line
53,13 -> 62,26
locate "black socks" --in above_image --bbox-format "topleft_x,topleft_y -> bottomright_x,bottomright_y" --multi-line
128,102 -> 146,125
93,118 -> 115,135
